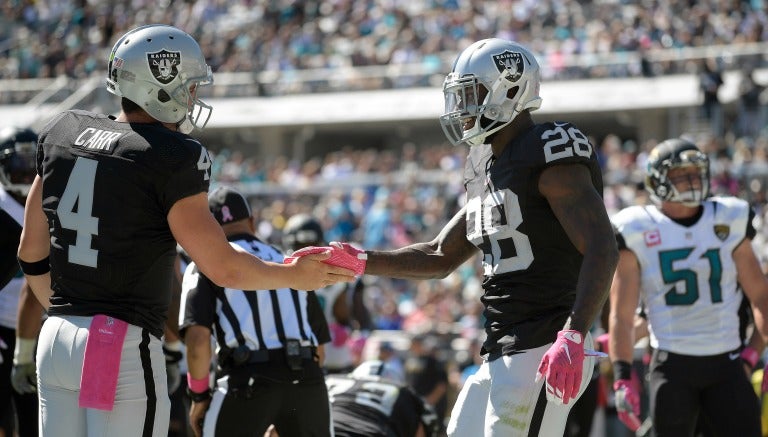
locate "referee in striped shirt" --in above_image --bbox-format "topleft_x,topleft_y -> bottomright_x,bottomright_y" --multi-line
180,186 -> 332,437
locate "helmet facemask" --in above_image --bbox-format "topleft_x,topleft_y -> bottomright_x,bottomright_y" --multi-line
172,72 -> 213,134
439,39 -> 542,147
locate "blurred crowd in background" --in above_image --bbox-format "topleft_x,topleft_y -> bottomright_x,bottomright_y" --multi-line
2,0 -> 768,85
4,0 -> 768,435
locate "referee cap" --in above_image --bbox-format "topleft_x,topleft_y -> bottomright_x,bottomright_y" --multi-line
208,186 -> 252,225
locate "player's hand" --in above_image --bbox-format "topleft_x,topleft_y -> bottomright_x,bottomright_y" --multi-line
614,379 -> 641,432
11,362 -> 37,394
189,398 -> 211,437
163,343 -> 183,394
284,249 -> 356,290
329,242 -> 368,273
535,330 -> 585,405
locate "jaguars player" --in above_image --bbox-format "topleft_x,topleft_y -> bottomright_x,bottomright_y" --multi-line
609,138 -> 768,437
331,38 -> 618,436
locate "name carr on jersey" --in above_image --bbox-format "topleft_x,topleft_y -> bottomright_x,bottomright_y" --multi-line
74,128 -> 123,152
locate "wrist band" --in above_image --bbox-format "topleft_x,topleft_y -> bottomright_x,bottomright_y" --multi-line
13,337 -> 37,365
17,256 -> 50,276
741,346 -> 760,369
613,360 -> 632,381
187,373 -> 210,394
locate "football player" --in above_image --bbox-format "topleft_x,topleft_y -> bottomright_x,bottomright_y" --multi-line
330,38 -> 619,436
609,138 -> 768,436
17,24 -> 355,437
0,126 -> 43,437
326,360 -> 439,437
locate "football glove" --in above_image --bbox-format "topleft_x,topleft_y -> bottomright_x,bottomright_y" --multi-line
284,244 -> 367,276
163,341 -> 184,394
535,330 -> 585,405
11,337 -> 37,394
614,379 -> 641,432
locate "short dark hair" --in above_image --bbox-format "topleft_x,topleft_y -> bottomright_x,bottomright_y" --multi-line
120,97 -> 143,114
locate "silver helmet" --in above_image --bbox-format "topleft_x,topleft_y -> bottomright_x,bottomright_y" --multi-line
439,38 -> 542,147
106,24 -> 213,133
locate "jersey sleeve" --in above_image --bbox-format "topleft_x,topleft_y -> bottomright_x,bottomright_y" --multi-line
158,138 -> 211,215
179,262 -> 218,339
307,291 -> 331,344
535,121 -> 597,168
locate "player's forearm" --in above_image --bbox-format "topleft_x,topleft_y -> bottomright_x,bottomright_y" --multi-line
365,244 -> 456,280
609,317 -> 636,364
23,273 -> 52,311
563,243 -> 618,333
16,281 -> 44,338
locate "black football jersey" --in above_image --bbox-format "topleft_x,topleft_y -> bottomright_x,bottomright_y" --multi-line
326,374 -> 438,437
37,110 -> 211,338
464,121 -> 603,356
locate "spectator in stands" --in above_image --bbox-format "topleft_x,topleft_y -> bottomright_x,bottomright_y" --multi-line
699,58 -> 724,135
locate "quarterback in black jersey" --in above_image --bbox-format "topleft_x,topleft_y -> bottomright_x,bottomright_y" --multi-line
333,39 -> 618,437
17,25 -> 355,437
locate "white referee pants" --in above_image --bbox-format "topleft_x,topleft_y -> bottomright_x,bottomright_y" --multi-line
447,333 -> 595,437
36,315 -> 170,437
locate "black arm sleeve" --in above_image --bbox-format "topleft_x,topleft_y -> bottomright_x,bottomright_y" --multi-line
0,208 -> 22,290
307,291 -> 331,344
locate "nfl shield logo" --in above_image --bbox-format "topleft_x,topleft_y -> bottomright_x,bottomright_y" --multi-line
644,229 -> 661,247
492,51 -> 524,82
714,225 -> 730,241
147,50 -> 181,84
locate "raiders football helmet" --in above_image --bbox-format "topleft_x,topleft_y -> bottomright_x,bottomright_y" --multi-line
645,138 -> 710,206
439,38 -> 542,147
0,126 -> 37,192
351,360 -> 404,384
106,24 -> 213,134
283,214 -> 325,253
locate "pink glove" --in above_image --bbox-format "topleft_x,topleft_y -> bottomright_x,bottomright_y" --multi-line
284,245 -> 367,276
535,330 -> 585,405
595,333 -> 610,354
614,379 -> 641,432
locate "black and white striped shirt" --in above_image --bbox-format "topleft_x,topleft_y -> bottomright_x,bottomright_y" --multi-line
179,233 -> 329,356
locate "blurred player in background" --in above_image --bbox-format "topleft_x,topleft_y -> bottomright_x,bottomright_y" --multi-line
0,126 -> 43,437
326,360 -> 439,437
283,213 -> 373,373
609,138 -> 768,436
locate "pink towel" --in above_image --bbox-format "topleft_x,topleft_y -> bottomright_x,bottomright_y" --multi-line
79,315 -> 128,411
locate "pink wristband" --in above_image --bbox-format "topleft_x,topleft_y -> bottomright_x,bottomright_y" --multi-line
741,346 -> 760,369
187,373 -> 210,393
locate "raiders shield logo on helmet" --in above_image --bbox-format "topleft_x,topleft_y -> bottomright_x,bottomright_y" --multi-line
492,51 -> 524,82
147,50 -> 181,84
714,224 -> 730,241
